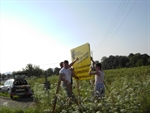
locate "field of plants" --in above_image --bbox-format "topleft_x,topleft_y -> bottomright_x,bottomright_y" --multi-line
0,66 -> 150,113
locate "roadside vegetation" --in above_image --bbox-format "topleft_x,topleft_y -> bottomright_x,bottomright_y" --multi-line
0,66 -> 150,113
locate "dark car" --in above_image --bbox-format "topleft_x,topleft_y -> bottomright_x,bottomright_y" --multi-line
0,72 -> 32,99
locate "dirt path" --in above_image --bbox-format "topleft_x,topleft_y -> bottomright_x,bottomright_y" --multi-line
0,96 -> 36,108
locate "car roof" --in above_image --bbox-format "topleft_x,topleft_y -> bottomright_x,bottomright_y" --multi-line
6,79 -> 14,82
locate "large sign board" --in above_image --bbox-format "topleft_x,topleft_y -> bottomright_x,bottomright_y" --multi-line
71,43 -> 92,80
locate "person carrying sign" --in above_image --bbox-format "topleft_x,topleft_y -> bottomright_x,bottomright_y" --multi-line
59,58 -> 79,88
89,61 -> 105,98
59,60 -> 79,105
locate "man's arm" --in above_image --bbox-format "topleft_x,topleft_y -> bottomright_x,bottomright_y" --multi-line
89,69 -> 100,76
68,58 -> 79,68
91,57 -> 95,64
91,57 -> 96,71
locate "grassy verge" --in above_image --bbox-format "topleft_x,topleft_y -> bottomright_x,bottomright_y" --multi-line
0,106 -> 39,113
0,66 -> 150,113
0,92 -> 10,98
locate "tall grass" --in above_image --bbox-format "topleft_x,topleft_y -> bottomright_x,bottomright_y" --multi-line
0,66 -> 150,113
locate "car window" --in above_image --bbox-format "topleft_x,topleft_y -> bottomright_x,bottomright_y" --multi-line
14,80 -> 28,85
9,81 -> 13,85
4,81 -> 9,85
13,74 -> 26,79
4,80 -> 13,86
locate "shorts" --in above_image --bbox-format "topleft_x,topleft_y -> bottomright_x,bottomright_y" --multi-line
94,83 -> 105,97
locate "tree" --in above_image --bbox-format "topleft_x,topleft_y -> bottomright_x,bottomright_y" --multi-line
23,64 -> 34,77
141,54 -> 149,65
128,53 -> 134,59
46,68 -> 53,76
119,56 -> 129,68
136,59 -> 144,66
1,74 -> 5,80
22,64 -> 44,77
147,57 -> 150,65
53,67 -> 60,75
33,66 -> 44,78
101,56 -> 107,62
100,53 -> 150,70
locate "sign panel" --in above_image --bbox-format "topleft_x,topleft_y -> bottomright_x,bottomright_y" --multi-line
71,43 -> 92,80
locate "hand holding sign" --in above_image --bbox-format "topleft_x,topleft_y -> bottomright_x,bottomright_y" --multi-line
70,43 -> 92,80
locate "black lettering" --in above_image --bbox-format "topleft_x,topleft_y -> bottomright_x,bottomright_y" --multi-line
75,64 -> 90,69
75,68 -> 89,74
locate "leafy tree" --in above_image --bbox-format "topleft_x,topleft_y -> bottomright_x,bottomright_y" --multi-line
101,53 -> 149,70
46,68 -> 53,76
141,54 -> 149,65
128,53 -> 134,59
119,56 -> 129,68
53,67 -> 60,75
147,57 -> 150,65
1,74 -> 6,80
101,56 -> 107,62
33,66 -> 44,78
22,64 -> 44,77
23,64 -> 34,77
136,59 -> 144,66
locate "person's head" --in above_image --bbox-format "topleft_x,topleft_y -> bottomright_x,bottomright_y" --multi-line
96,63 -> 102,70
63,60 -> 69,68
60,62 -> 63,68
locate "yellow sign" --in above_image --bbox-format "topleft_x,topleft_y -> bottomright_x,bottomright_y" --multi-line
71,43 -> 92,80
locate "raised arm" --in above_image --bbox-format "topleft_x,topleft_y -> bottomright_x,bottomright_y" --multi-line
91,57 -> 95,64
68,58 -> 79,68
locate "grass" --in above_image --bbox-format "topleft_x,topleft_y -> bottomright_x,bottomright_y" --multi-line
0,106 -> 39,113
0,92 -> 10,97
0,66 -> 150,113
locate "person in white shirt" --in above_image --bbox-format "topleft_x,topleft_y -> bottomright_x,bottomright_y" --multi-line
59,60 -> 79,106
59,58 -> 78,88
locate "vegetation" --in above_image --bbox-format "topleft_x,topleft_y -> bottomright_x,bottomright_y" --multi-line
0,53 -> 149,113
0,107 -> 38,113
0,92 -> 10,97
101,53 -> 150,70
1,53 -> 149,79
32,66 -> 150,113
0,66 -> 150,113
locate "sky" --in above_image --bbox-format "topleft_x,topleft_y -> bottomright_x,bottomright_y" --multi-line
0,0 -> 150,73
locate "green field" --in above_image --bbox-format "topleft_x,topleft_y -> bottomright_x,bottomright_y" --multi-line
0,66 -> 150,113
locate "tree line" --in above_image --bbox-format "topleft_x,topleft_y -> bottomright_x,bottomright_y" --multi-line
0,53 -> 150,80
101,53 -> 150,70
0,64 -> 58,79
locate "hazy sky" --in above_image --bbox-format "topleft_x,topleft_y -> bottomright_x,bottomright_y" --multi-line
0,0 -> 150,73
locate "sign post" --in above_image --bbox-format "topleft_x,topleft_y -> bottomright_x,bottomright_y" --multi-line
71,43 -> 92,104
52,43 -> 92,113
